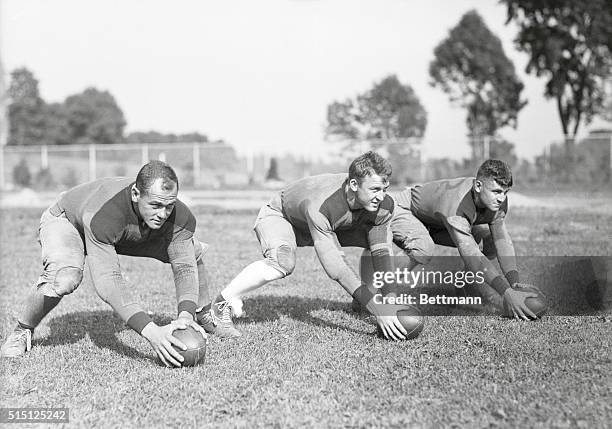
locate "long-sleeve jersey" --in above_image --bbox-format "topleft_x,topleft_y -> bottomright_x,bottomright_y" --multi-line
393,177 -> 508,233
271,173 -> 394,293
393,177 -> 517,292
54,177 -> 198,333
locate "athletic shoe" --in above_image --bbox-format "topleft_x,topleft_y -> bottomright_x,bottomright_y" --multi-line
198,302 -> 241,338
0,326 -> 32,358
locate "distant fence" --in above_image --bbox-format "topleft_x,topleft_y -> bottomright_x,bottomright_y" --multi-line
0,141 -> 350,191
0,139 -> 428,191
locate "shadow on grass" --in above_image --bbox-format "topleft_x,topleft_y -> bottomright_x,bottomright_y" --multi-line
235,295 -> 378,335
42,310 -> 175,364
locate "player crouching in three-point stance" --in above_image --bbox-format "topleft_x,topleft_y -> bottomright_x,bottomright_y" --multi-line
360,159 -> 543,320
204,151 -> 419,340
0,161 -> 235,367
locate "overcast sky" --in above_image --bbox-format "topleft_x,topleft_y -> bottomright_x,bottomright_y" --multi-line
2,0 -> 611,160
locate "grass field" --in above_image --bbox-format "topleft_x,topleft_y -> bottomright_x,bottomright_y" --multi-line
1,201 -> 611,428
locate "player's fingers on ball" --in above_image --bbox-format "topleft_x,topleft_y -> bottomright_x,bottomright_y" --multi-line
380,325 -> 390,340
390,322 -> 406,340
168,336 -> 187,351
156,350 -> 170,368
523,306 -> 537,319
172,320 -> 188,330
517,308 -> 530,321
394,318 -> 408,336
387,323 -> 404,341
162,346 -> 183,367
190,321 -> 207,337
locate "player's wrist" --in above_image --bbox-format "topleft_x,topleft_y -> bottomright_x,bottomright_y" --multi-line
177,311 -> 194,321
505,270 -> 520,287
140,322 -> 159,340
491,276 -> 511,295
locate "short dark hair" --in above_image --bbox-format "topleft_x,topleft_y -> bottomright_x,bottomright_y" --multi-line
476,159 -> 513,187
348,151 -> 392,183
135,160 -> 179,194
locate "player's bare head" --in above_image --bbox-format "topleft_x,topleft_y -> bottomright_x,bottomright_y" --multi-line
349,151 -> 392,185
135,160 -> 179,195
476,159 -> 512,188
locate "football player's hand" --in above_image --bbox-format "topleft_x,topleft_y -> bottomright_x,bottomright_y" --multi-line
503,288 -> 538,320
176,312 -> 208,342
141,322 -> 187,368
376,315 -> 407,341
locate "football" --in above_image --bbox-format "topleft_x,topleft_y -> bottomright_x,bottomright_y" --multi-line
172,326 -> 207,366
503,284 -> 547,319
396,306 -> 425,339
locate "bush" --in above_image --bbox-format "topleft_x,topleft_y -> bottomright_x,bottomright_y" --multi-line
34,168 -> 57,190
12,158 -> 32,187
61,168 -> 79,189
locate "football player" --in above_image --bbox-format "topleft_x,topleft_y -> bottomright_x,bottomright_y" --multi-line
359,159 -> 540,320
0,161 -> 231,367
203,151 -> 418,341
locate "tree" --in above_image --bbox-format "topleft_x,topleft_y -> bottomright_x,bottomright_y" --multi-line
125,131 -> 209,144
325,74 -> 427,141
265,157 -> 281,181
429,10 -> 527,143
503,0 -> 612,139
63,88 -> 126,145
7,68 -> 47,145
43,102 -> 71,145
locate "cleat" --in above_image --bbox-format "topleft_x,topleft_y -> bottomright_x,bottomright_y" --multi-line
1,327 -> 32,358
197,302 -> 241,338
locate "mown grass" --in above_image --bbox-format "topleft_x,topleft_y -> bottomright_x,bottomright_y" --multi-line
1,205 -> 611,428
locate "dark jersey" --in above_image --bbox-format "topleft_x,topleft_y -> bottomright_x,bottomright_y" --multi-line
54,177 -> 198,332
393,177 -> 508,235
270,173 -> 394,292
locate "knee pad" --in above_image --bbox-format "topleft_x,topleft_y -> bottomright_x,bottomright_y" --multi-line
51,267 -> 83,297
264,244 -> 296,277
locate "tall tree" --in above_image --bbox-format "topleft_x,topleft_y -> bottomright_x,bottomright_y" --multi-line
503,0 -> 612,139
63,87 -> 126,145
7,68 -> 47,145
429,10 -> 527,142
325,74 -> 427,141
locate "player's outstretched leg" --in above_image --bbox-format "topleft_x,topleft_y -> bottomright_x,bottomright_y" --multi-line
0,324 -> 33,358
0,283 -> 68,357
197,259 -> 286,338
196,294 -> 242,339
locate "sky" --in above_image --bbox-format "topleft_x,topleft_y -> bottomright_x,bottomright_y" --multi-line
2,0 -> 611,161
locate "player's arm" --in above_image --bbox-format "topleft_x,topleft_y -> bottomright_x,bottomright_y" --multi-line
166,228 -> 200,322
306,210 -> 407,340
366,201 -> 395,276
84,224 -> 190,366
489,207 -> 520,286
445,216 -> 536,319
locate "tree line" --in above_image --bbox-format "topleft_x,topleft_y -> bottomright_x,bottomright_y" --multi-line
6,68 -> 211,147
325,3 -> 612,166
6,2 -> 612,166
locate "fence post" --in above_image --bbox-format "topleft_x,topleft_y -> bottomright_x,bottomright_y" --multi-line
0,144 -> 4,191
193,143 -> 201,187
609,135 -> 612,182
89,144 -> 97,181
141,143 -> 149,164
41,145 -> 48,169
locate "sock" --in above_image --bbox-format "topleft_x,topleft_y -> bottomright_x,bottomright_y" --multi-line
195,303 -> 212,321
19,288 -> 62,328
17,321 -> 35,332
